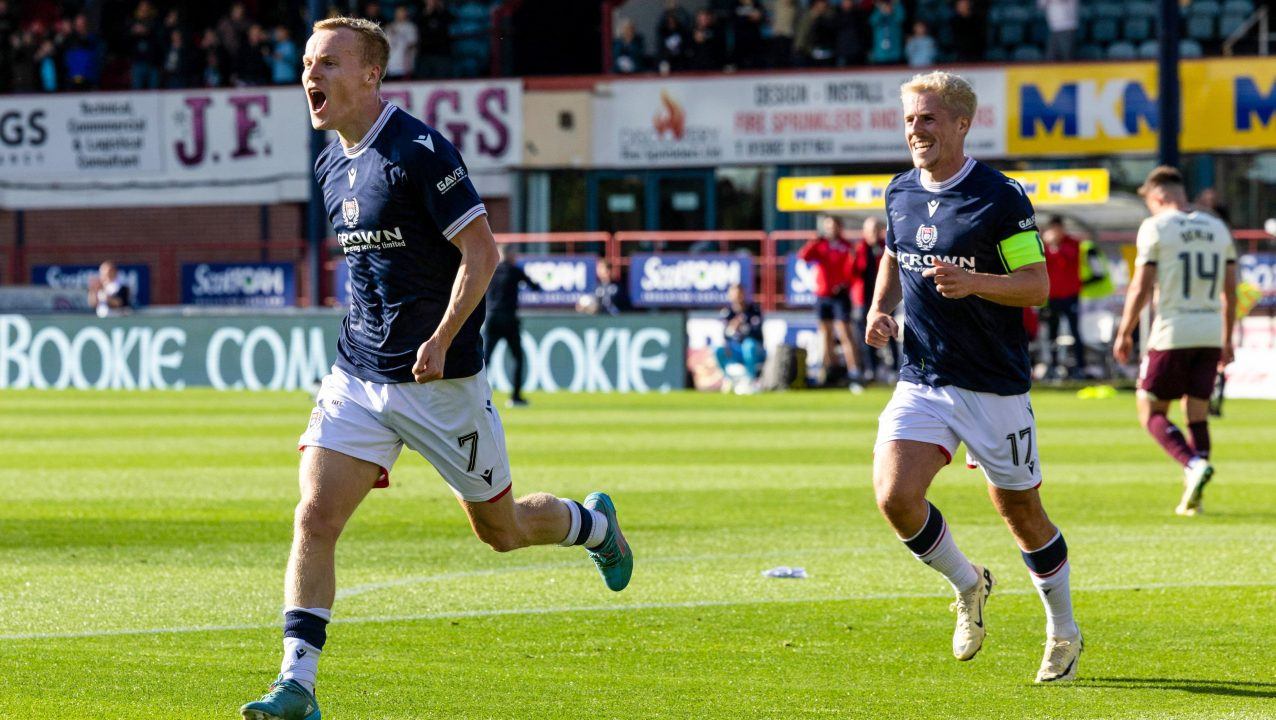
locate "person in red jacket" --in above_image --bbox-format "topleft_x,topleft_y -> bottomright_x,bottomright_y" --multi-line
1041,216 -> 1084,378
799,215 -> 861,383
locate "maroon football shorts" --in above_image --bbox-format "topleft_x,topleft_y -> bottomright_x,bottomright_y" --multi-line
1138,347 -> 1222,400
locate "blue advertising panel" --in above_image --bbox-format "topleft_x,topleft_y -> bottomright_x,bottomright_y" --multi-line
1239,253 -> 1276,308
180,262 -> 296,307
784,253 -> 816,307
629,253 -> 752,307
31,264 -> 151,307
517,255 -> 598,307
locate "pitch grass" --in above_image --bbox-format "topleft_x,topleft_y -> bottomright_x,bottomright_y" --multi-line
1,388 -> 1273,720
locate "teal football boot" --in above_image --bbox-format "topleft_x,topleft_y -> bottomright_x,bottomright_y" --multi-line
584,492 -> 633,592
240,676 -> 321,720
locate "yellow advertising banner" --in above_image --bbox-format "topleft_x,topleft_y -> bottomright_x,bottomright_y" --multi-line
1006,58 -> 1276,156
1181,58 -> 1276,152
777,169 -> 1108,211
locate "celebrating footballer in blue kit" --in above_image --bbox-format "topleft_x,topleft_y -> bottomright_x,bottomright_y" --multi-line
863,71 -> 1081,683
240,17 -> 632,720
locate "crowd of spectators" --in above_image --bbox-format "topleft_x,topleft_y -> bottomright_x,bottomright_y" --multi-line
1,0 -> 1263,93
615,0 -> 1025,74
614,0 -> 1265,74
0,0 -> 460,94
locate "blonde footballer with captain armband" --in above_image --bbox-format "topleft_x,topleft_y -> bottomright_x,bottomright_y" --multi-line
863,70 -> 1082,685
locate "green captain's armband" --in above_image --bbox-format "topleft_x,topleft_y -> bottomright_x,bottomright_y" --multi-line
997,231 -> 1046,272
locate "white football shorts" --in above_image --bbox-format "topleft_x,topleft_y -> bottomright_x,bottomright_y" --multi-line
299,365 -> 512,503
875,380 -> 1043,491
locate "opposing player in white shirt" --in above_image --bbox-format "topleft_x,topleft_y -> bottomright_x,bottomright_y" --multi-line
1115,165 -> 1238,515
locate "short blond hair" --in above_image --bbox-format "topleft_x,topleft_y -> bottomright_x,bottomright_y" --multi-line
313,16 -> 390,82
900,71 -> 977,120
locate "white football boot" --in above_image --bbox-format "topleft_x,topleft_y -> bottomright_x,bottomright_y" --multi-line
1176,458 -> 1214,516
950,564 -> 994,660
1035,631 -> 1083,683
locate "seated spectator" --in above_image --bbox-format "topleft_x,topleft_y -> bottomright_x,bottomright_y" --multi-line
656,10 -> 688,73
362,1 -> 385,27
577,260 -> 632,315
769,0 -> 798,66
385,6 -> 417,79
807,0 -> 838,66
36,37 -> 59,92
162,28 -> 198,88
200,29 -> 227,87
1039,0 -> 1078,61
832,0 -> 866,67
129,0 -> 162,89
732,0 -> 767,69
416,0 -> 452,79
0,1 -> 13,91
950,0 -> 984,62
906,20 -> 937,67
234,23 -> 271,86
10,31 -> 40,92
656,0 -> 692,38
716,284 -> 766,393
271,25 -> 299,85
687,10 -> 726,70
216,2 -> 248,60
869,0 -> 904,65
63,14 -> 103,89
88,261 -> 131,318
613,18 -> 647,73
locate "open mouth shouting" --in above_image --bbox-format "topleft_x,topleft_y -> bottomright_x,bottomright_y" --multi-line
307,87 -> 328,116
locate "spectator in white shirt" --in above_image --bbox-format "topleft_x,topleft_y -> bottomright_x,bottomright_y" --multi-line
385,5 -> 418,79
1038,0 -> 1078,61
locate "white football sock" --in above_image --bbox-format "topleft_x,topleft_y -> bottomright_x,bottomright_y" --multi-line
281,637 -> 322,692
901,503 -> 979,593
559,499 -> 609,548
1030,561 -> 1078,638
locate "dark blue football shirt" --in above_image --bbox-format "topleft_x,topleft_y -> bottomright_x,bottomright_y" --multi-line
884,157 -> 1045,396
316,103 -> 488,384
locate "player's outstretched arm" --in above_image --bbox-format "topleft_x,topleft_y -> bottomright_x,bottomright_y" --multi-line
413,215 -> 500,383
1113,262 -> 1157,364
923,259 -> 1048,307
866,252 -> 902,348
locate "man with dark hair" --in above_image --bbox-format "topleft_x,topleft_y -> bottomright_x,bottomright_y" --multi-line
715,283 -> 766,392
851,216 -> 894,380
485,245 -> 544,407
415,0 -> 452,78
1115,165 -> 1237,516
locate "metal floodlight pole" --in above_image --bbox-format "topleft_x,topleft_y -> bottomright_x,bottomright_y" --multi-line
1157,0 -> 1181,169
306,0 -> 326,308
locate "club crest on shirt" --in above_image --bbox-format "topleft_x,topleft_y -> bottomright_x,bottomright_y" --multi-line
342,197 -> 360,228
915,224 -> 939,251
